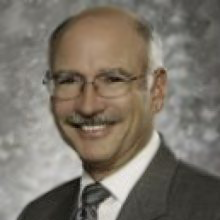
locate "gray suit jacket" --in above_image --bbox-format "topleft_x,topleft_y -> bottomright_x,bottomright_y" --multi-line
18,144 -> 220,220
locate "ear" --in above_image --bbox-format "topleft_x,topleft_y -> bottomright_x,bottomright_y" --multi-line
150,67 -> 167,114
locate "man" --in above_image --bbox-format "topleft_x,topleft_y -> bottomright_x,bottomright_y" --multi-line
18,6 -> 220,220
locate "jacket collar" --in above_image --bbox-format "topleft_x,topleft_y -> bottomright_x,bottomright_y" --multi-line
49,178 -> 80,220
116,142 -> 178,220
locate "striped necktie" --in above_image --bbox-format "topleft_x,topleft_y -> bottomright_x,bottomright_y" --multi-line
75,183 -> 110,220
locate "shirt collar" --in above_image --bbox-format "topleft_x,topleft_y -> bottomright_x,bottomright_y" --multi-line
81,130 -> 160,203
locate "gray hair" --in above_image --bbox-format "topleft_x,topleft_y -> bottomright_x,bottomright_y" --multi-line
135,17 -> 164,89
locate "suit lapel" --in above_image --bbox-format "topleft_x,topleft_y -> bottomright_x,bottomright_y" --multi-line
117,143 -> 178,220
49,179 -> 80,220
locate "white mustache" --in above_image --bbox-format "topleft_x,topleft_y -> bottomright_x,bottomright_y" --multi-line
65,113 -> 122,127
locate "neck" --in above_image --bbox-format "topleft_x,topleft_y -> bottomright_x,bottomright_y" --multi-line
84,164 -> 118,181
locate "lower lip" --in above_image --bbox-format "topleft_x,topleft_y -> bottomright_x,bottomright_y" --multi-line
77,125 -> 112,139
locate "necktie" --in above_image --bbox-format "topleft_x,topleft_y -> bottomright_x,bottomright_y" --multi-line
75,183 -> 110,220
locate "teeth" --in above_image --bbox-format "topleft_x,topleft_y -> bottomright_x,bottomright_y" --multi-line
81,125 -> 106,131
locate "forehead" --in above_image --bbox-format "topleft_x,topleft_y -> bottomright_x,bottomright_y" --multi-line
52,12 -> 147,75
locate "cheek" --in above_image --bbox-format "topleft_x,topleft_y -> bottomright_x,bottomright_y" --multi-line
130,92 -> 152,128
131,92 -> 147,114
52,100 -> 74,117
113,94 -> 146,138
111,96 -> 134,121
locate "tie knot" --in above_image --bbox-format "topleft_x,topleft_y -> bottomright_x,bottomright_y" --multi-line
82,183 -> 110,206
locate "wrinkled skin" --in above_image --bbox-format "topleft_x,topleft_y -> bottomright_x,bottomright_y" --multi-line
51,8 -> 167,180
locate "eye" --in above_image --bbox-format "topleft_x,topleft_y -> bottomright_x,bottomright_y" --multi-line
101,75 -> 128,83
55,74 -> 83,85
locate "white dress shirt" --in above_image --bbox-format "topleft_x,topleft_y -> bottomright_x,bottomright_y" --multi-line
79,130 -> 160,220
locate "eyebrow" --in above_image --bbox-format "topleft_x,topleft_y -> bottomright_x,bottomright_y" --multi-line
98,68 -> 133,77
53,70 -> 81,76
52,67 -> 133,78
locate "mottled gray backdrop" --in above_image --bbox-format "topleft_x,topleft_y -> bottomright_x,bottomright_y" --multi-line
0,0 -> 220,220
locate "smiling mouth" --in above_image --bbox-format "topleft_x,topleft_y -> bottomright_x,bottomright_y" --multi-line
64,114 -> 121,139
77,124 -> 112,139
65,119 -> 114,138
80,125 -> 107,131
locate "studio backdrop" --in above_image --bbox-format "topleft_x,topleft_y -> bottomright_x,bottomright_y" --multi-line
0,1 -> 220,220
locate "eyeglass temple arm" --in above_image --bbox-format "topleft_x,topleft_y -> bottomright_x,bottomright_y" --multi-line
42,70 -> 53,85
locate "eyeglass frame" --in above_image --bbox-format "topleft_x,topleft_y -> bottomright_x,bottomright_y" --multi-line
42,69 -> 147,100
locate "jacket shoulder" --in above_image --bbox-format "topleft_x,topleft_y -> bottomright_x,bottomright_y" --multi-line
170,161 -> 220,218
17,178 -> 80,220
176,161 -> 220,192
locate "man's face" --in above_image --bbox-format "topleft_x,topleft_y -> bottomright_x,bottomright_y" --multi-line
51,16 -> 165,172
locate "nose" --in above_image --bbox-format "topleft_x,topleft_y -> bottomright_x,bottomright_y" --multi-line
75,83 -> 105,116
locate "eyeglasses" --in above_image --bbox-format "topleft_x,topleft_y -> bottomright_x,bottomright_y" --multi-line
43,69 -> 146,100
